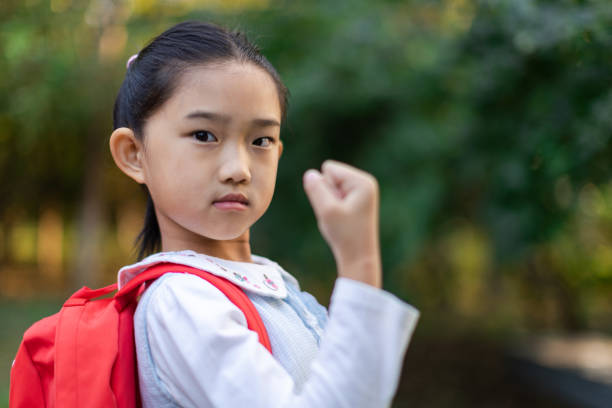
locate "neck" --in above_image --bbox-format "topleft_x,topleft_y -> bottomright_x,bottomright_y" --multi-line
161,229 -> 253,263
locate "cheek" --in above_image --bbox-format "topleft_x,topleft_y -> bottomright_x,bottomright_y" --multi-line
144,150 -> 201,202
256,161 -> 279,200
145,157 -> 175,193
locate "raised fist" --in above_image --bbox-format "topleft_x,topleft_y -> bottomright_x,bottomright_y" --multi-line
303,160 -> 382,287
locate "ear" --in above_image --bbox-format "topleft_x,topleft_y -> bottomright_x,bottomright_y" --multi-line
109,127 -> 146,184
278,140 -> 284,158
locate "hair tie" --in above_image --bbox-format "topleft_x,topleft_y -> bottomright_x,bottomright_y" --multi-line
126,53 -> 138,69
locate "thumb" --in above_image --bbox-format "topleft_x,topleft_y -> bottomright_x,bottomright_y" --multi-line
303,169 -> 337,218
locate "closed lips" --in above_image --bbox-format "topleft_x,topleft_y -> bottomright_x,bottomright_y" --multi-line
214,194 -> 249,205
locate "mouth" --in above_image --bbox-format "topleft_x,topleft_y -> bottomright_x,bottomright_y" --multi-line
213,193 -> 250,210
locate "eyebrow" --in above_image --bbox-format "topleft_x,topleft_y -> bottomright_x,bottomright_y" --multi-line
185,110 -> 280,127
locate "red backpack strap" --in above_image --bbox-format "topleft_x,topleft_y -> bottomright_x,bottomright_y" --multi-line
115,262 -> 272,353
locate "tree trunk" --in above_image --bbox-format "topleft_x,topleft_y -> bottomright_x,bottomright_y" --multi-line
70,133 -> 104,289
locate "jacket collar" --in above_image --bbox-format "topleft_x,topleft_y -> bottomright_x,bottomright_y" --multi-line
117,250 -> 289,299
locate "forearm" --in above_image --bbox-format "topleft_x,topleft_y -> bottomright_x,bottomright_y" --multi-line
336,253 -> 382,289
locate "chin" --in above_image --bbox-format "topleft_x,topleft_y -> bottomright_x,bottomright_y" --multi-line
201,225 -> 249,241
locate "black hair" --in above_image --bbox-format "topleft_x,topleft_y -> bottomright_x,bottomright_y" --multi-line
113,21 -> 289,260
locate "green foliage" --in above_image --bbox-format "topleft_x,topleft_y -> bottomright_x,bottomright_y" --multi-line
1,0 -> 612,331
248,0 -> 612,308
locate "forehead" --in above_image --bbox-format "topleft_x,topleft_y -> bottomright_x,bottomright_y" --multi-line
162,61 -> 282,122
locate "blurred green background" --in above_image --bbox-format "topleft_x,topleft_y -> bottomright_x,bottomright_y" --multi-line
2,0 -> 612,406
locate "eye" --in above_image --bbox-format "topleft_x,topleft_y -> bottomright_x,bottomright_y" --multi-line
192,130 -> 217,143
253,137 -> 274,147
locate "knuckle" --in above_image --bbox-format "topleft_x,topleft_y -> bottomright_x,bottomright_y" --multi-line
321,160 -> 334,173
363,174 -> 378,192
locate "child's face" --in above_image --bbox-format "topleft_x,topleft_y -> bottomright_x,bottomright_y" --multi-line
139,61 -> 283,245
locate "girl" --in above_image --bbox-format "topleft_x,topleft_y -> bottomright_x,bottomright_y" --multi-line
109,20 -> 418,407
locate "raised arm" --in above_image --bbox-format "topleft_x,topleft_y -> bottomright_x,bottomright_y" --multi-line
303,160 -> 383,289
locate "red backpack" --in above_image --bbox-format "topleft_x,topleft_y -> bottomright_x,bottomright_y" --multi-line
9,262 -> 272,408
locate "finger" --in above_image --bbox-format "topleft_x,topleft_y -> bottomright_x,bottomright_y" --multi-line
321,169 -> 346,199
321,160 -> 372,195
303,169 -> 338,217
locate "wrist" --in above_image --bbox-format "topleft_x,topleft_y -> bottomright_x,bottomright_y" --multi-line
336,254 -> 382,289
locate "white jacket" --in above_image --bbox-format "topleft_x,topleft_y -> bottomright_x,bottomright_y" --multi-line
117,250 -> 419,408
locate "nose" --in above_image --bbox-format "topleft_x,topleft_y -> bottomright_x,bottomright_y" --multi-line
218,143 -> 251,184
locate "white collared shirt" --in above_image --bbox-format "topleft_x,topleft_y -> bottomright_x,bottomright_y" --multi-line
119,251 -> 419,408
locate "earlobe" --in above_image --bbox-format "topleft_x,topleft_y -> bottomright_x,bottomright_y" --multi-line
109,127 -> 146,184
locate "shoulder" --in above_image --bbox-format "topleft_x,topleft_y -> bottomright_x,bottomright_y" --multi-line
138,273 -> 249,328
134,273 -> 278,408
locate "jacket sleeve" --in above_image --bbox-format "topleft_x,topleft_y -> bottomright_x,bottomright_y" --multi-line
143,274 -> 419,408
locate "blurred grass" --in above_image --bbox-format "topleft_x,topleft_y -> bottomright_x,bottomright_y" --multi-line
0,297 -> 63,408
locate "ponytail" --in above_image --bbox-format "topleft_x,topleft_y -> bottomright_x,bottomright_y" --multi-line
135,188 -> 161,260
